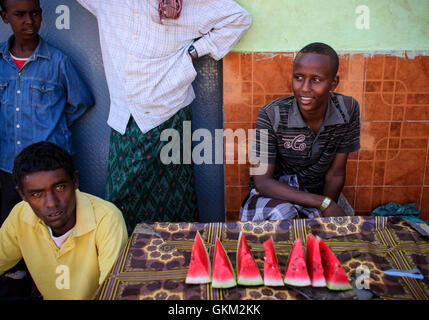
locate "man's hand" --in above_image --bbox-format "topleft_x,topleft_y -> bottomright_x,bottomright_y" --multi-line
323,201 -> 346,217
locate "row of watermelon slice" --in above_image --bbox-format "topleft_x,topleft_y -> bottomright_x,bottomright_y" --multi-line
185,231 -> 353,291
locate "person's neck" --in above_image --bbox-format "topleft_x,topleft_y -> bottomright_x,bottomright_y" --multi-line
10,35 -> 40,59
301,104 -> 328,134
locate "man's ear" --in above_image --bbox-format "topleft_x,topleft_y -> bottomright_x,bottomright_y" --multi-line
330,75 -> 340,92
73,171 -> 79,190
0,10 -> 8,24
16,187 -> 27,202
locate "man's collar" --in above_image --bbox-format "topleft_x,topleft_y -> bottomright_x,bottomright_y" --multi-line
288,93 -> 349,128
0,35 -> 51,60
22,190 -> 97,237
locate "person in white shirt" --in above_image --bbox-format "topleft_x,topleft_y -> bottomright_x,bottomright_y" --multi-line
76,0 -> 252,234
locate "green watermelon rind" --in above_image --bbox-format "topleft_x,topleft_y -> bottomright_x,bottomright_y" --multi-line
212,238 -> 237,289
236,232 -> 263,286
185,231 -> 211,284
283,238 -> 311,287
318,237 -> 353,291
263,237 -> 285,287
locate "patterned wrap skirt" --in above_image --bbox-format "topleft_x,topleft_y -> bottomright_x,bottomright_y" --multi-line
105,106 -> 198,235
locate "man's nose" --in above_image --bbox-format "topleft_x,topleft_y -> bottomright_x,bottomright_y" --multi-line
302,79 -> 311,92
45,191 -> 58,208
23,14 -> 34,24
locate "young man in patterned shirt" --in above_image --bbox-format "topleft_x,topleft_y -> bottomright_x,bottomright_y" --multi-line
240,42 -> 361,221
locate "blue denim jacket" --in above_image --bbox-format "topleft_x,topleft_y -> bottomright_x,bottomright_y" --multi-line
0,36 -> 94,173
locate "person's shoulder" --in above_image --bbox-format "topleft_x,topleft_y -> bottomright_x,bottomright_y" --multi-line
332,92 -> 359,112
80,192 -> 122,222
0,39 -> 8,50
39,38 -> 71,63
1,201 -> 34,231
260,95 -> 294,113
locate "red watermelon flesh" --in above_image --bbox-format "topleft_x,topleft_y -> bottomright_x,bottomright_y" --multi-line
284,237 -> 311,287
318,237 -> 353,291
212,238 -> 237,289
263,237 -> 284,286
236,232 -> 263,286
185,231 -> 211,284
306,234 -> 326,287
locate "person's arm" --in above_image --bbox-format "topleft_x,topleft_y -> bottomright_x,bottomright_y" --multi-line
253,163 -> 325,209
75,0 -> 100,16
95,207 -> 128,285
0,212 -> 23,276
191,0 -> 252,61
323,152 -> 348,202
61,57 -> 95,127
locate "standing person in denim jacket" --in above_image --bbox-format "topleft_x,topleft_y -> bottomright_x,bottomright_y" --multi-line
0,0 -> 94,227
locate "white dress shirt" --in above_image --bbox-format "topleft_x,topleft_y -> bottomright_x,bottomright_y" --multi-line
76,0 -> 252,134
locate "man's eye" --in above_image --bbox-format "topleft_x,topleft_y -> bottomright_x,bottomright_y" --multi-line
56,185 -> 65,191
312,78 -> 321,83
32,192 -> 42,198
294,75 -> 303,80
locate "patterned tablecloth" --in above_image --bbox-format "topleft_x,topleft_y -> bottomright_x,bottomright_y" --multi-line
96,216 -> 429,300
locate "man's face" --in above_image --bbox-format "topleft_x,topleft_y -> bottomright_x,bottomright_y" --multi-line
292,52 -> 339,115
0,0 -> 42,42
18,169 -> 78,237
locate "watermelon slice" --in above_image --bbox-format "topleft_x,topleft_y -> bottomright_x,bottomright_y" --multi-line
212,237 -> 237,289
284,237 -> 311,287
318,237 -> 353,291
263,237 -> 284,286
185,231 -> 211,284
306,234 -> 326,287
236,232 -> 263,286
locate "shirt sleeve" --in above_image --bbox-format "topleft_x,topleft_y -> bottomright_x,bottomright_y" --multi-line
0,210 -> 23,276
75,0 -> 101,16
337,97 -> 361,154
253,108 -> 278,164
60,57 -> 95,127
95,205 -> 128,285
192,0 -> 252,61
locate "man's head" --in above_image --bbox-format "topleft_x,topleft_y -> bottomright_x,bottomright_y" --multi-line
0,0 -> 42,42
13,142 -> 79,237
292,42 -> 340,115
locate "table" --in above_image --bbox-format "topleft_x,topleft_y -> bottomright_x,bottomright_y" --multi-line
96,216 -> 429,300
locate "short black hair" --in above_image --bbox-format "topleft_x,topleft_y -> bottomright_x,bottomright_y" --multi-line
296,42 -> 339,77
12,142 -> 76,189
0,0 -> 40,11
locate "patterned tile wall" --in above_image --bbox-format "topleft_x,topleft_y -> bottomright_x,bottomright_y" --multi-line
223,52 -> 429,222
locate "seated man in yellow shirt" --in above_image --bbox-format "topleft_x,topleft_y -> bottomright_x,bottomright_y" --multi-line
0,142 -> 128,300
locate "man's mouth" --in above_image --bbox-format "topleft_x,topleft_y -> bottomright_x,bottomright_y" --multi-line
300,96 -> 313,104
47,211 -> 63,219
23,29 -> 35,34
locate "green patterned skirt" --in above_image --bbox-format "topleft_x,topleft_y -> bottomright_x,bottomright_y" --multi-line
105,106 -> 198,234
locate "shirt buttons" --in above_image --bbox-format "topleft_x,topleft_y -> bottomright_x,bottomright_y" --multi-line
17,90 -> 21,94
16,108 -> 20,112
17,141 -> 21,145
16,124 -> 20,128
134,13 -> 141,18
133,34 -> 138,41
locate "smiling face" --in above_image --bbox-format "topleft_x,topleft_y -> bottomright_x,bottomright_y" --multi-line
292,52 -> 339,117
0,0 -> 42,42
18,169 -> 78,237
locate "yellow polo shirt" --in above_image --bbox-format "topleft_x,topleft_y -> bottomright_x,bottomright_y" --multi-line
0,190 -> 128,300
